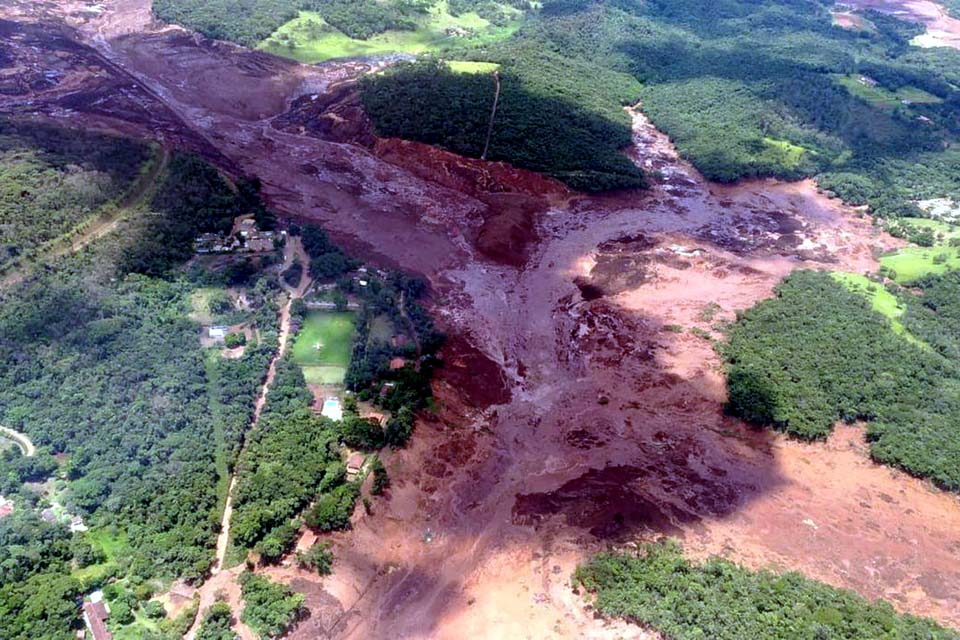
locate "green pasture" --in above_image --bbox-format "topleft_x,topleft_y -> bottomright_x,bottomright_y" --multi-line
836,74 -> 942,109
881,219 -> 960,283
258,2 -> 521,63
830,272 -> 925,347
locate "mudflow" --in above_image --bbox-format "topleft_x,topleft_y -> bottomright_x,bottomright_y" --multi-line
3,1 -> 960,638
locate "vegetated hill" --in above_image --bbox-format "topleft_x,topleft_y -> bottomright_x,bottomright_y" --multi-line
360,0 -> 958,201
0,136 -> 281,639
0,119 -> 153,272
576,541 -> 960,640
360,58 -> 647,191
723,269 -> 960,491
153,0 -> 959,201
152,0 -> 534,48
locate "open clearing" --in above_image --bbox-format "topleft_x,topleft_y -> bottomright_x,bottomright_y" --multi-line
830,272 -> 925,346
881,219 -> 960,282
292,311 -> 354,384
257,2 -> 520,63
836,74 -> 942,108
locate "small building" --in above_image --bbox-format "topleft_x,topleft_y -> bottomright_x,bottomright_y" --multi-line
246,237 -> 274,252
389,357 -> 407,371
82,598 -> 112,640
209,326 -> 228,341
362,412 -> 386,427
70,515 -> 88,533
346,452 -> 365,478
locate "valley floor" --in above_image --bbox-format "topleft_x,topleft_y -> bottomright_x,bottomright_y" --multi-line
2,0 -> 960,638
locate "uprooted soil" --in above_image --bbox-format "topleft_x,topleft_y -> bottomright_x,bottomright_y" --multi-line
3,1 -> 960,638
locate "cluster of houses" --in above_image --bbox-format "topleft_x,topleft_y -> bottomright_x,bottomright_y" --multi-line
195,216 -> 282,255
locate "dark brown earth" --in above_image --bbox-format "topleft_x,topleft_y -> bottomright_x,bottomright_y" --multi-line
3,2 -> 960,639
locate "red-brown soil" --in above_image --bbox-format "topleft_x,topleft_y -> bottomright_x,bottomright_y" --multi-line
3,1 -> 960,639
840,0 -> 960,48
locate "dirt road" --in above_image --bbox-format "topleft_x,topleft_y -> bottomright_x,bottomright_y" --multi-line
3,1 -> 960,638
185,239 -> 311,640
0,426 -> 36,457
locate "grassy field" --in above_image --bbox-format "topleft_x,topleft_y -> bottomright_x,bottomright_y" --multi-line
761,137 -> 809,169
258,2 -> 521,63
292,311 -> 354,384
447,60 -> 501,74
836,74 -> 942,108
830,272 -> 926,347
881,219 -> 960,283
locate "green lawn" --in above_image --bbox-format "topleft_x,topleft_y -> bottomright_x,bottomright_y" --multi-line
836,74 -> 942,108
257,2 -> 521,63
761,137 -> 809,169
292,312 -> 354,384
830,272 -> 925,347
447,60 -> 501,74
881,219 -> 960,283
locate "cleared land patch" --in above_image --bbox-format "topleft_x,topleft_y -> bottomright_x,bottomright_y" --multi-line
881,219 -> 960,283
258,2 -> 520,63
835,74 -> 943,109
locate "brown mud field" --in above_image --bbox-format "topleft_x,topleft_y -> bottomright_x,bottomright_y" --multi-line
3,1 -> 960,638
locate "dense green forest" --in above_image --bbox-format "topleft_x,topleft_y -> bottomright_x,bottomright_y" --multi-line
239,571 -> 304,638
196,602 -> 239,640
575,542 -> 959,639
360,58 -> 647,191
228,355 -> 346,556
723,269 -> 960,490
0,119 -> 153,272
0,133 -> 280,638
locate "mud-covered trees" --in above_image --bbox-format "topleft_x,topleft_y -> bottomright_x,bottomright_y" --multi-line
576,542 -> 959,640
296,542 -> 334,575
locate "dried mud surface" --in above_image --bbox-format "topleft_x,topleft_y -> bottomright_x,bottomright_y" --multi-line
3,1 -> 960,638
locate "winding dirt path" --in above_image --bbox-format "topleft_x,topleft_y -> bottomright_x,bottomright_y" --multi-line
186,239 -> 312,640
0,426 -> 36,457
0,146 -> 169,289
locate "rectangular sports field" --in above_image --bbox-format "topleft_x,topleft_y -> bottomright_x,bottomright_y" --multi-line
292,311 -> 355,384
